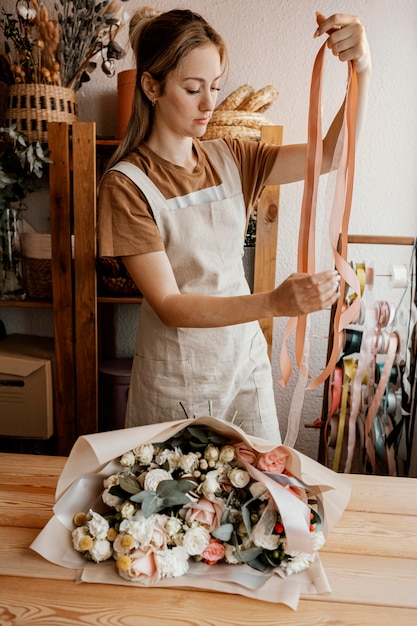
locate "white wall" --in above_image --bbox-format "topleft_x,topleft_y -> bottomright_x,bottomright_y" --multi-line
2,0 -> 417,458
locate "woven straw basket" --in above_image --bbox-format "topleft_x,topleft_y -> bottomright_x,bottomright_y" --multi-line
21,233 -> 53,300
4,84 -> 78,144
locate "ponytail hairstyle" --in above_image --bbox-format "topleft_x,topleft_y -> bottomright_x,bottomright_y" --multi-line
107,6 -> 228,169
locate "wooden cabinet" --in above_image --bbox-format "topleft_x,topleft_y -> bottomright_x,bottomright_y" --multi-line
2,121 -> 282,455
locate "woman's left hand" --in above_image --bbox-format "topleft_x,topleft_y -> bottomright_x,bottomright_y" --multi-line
314,12 -> 371,75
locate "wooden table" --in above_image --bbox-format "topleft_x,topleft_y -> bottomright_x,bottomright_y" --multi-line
1,452 -> 416,625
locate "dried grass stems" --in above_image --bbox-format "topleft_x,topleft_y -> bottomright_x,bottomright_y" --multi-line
0,1 -> 129,91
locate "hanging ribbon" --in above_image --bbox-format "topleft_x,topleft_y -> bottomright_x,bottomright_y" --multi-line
279,40 -> 360,393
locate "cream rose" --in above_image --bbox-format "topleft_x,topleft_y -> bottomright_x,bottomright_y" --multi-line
228,467 -> 250,489
144,468 -> 172,492
179,452 -> 200,473
219,445 -> 236,464
204,444 -> 220,462
120,501 -> 136,519
182,526 -> 211,556
200,470 -> 220,497
133,443 -> 155,465
120,451 -> 136,468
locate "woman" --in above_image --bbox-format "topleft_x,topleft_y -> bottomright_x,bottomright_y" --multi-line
98,7 -> 371,441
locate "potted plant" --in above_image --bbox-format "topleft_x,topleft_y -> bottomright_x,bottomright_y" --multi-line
0,123 -> 52,299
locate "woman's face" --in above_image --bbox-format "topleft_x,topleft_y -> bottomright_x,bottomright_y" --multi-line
154,43 -> 223,139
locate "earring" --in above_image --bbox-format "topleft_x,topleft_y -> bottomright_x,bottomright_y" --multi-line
151,100 -> 156,107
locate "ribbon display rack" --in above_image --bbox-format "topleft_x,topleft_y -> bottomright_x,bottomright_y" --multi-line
316,234 -> 417,478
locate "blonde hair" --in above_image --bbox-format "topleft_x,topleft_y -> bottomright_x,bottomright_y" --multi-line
108,7 -> 228,168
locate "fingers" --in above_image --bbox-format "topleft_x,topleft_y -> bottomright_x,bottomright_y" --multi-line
273,270 -> 340,318
314,13 -> 369,73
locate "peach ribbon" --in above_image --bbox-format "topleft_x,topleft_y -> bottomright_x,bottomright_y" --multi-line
279,41 -> 360,390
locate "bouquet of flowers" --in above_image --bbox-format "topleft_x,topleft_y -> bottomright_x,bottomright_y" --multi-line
31,416 -> 351,609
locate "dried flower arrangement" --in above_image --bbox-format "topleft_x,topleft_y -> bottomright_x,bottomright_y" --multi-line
0,0 -> 130,91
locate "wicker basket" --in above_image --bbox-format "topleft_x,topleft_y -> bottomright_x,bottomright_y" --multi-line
21,233 -> 53,300
4,84 -> 78,144
97,257 -> 141,297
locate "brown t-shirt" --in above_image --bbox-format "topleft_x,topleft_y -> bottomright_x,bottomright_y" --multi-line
97,138 -> 279,257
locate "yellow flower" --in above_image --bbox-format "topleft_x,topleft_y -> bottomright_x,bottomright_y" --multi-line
78,535 -> 93,552
120,534 -> 136,551
107,527 -> 118,542
116,555 -> 132,572
73,512 -> 88,527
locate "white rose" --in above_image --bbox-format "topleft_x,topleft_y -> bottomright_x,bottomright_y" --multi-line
90,538 -> 113,563
155,546 -> 189,578
133,443 -> 155,465
102,488 -> 124,509
120,451 -> 136,467
219,445 -> 236,464
228,467 -> 250,489
200,470 -> 220,497
103,474 -> 120,489
120,501 -> 136,519
204,444 -> 220,462
72,526 -> 88,551
144,468 -> 172,491
87,510 -> 109,540
182,526 -> 210,556
179,452 -> 200,473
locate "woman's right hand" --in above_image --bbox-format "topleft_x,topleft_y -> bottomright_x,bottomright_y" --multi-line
270,269 -> 340,318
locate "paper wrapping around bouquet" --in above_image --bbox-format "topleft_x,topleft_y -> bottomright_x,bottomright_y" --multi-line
31,416 -> 351,609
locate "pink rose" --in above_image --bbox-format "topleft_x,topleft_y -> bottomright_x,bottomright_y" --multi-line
181,497 -> 225,532
201,539 -> 226,565
256,447 -> 288,474
124,548 -> 158,582
234,442 -> 258,465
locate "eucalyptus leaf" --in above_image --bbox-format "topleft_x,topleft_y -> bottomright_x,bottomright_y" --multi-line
118,475 -> 140,495
241,503 -> 252,535
212,523 -> 234,542
247,556 -> 269,572
235,547 -> 263,563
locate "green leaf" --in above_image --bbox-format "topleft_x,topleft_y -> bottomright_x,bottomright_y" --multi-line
247,555 -> 269,572
236,546 -> 263,563
212,523 -> 234,542
118,475 -> 141,495
241,503 -> 252,535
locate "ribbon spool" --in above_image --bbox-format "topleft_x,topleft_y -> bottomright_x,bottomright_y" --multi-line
375,361 -> 398,385
388,264 -> 408,289
343,328 -> 363,356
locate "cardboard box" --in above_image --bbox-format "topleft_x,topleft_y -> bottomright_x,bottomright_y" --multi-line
0,334 -> 55,439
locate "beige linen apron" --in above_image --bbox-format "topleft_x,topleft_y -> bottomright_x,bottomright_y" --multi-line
111,139 -> 280,442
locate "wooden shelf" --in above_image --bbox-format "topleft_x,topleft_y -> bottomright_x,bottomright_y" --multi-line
0,299 -> 53,308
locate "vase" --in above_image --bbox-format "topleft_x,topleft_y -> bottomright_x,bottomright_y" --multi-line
0,208 -> 26,300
